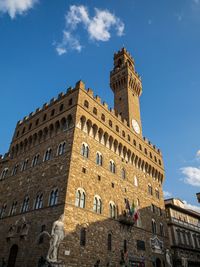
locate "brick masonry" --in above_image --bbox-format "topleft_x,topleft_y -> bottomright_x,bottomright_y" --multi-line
0,48 -> 169,267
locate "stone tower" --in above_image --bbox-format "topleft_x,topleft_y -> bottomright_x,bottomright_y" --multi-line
110,48 -> 142,136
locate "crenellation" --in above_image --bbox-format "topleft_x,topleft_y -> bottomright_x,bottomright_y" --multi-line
87,88 -> 93,96
95,95 -> 101,103
0,49 -> 168,267
58,92 -> 64,100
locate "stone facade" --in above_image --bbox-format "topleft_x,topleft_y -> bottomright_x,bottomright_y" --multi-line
0,48 -> 169,267
165,198 -> 200,267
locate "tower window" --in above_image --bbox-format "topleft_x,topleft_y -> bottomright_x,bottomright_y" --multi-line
93,196 -> 102,214
101,114 -> 105,121
10,201 -> 17,216
21,159 -> 29,171
29,123 -> 32,130
80,228 -> 86,246
51,109 -> 55,116
49,189 -> 59,206
109,160 -> 116,173
152,219 -> 157,234
57,142 -> 66,155
1,168 -> 9,180
109,120 -> 113,127
116,125 -> 119,132
35,119 -> 39,126
84,100 -> 89,108
109,202 -> 116,218
21,195 -> 29,213
43,114 -> 47,121
108,233 -> 112,251
121,168 -> 126,179
59,103 -> 64,111
43,148 -> 52,161
148,184 -> 153,195
155,189 -> 160,199
93,107 -> 97,115
81,143 -> 89,158
34,194 -> 43,209
75,189 -> 86,208
32,154 -> 40,167
68,98 -> 73,106
96,152 -> 103,166
12,164 -> 19,176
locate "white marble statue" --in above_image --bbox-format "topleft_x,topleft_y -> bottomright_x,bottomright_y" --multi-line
46,214 -> 65,263
166,249 -> 172,267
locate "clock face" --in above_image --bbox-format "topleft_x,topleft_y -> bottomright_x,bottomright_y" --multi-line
132,119 -> 140,134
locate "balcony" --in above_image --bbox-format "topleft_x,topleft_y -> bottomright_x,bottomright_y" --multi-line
118,214 -> 135,226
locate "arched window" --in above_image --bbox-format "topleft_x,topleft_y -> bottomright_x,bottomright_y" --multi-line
34,194 -> 43,210
44,148 -> 52,161
109,160 -> 116,173
93,196 -> 102,214
93,107 -> 97,115
21,159 -> 29,171
155,188 -> 160,199
121,168 -> 126,179
75,189 -> 85,208
49,189 -> 59,206
160,223 -> 164,236
57,142 -> 66,155
81,143 -> 89,158
0,203 -> 7,219
80,228 -> 86,246
109,202 -> 116,218
96,152 -> 102,166
1,168 -> 8,180
108,233 -> 112,251
134,176 -> 138,187
84,100 -> 89,108
12,164 -> 19,176
148,184 -> 153,195
21,196 -> 29,213
32,154 -> 40,167
101,114 -> 105,121
10,201 -> 17,216
152,219 -> 157,234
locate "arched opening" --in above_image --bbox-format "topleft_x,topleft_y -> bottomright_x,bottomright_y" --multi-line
8,244 -> 18,267
155,258 -> 162,267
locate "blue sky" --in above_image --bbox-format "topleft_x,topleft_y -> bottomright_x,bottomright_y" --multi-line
0,0 -> 200,210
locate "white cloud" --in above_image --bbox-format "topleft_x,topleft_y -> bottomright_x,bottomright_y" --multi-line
0,0 -> 38,19
181,166 -> 200,186
183,200 -> 200,213
163,191 -> 172,198
56,31 -> 82,56
88,8 -> 124,41
56,5 -> 124,54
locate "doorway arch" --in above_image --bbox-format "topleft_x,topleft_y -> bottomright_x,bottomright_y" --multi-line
7,244 -> 18,267
155,258 -> 162,267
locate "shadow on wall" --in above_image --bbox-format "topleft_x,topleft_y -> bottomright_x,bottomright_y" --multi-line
34,204 -> 168,267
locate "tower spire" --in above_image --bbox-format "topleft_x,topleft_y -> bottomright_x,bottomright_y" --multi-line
110,48 -> 142,135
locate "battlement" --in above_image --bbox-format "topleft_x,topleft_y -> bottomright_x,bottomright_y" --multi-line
17,86 -> 77,126
78,82 -> 161,156
14,80 -> 161,156
114,47 -> 134,62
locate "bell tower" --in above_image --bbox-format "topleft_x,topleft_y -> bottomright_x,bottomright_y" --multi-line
110,48 -> 142,136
